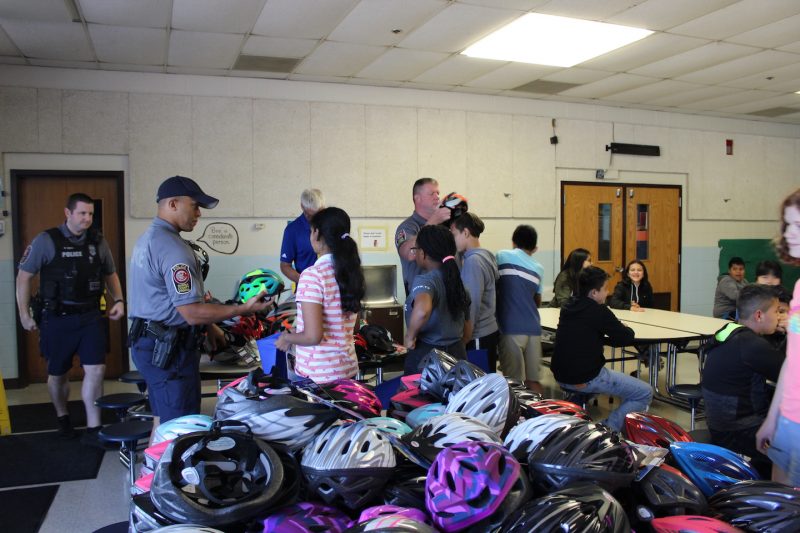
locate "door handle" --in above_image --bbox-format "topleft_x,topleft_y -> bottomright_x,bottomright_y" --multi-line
614,266 -> 624,273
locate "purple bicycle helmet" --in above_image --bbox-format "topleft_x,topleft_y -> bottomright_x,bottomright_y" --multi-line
501,482 -> 629,533
445,373 -> 520,438
401,413 -> 501,467
405,403 -> 446,429
528,421 -> 637,493
357,505 -> 429,525
261,502 -> 352,533
441,359 -> 485,400
214,393 -> 338,451
634,463 -> 707,516
669,442 -> 760,498
301,423 -> 396,510
503,413 -> 584,463
345,516 -> 438,533
417,349 -> 459,401
321,379 -> 382,419
426,441 -> 530,532
709,480 -> 800,533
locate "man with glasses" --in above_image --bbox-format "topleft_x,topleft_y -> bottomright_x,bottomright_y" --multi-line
395,178 -> 451,295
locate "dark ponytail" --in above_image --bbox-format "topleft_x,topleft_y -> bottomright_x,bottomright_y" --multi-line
310,207 -> 365,314
562,247 -> 590,292
416,225 -> 470,319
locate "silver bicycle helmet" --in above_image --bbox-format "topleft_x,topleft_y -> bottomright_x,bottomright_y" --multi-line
417,349 -> 459,401
401,413 -> 501,467
441,359 -> 486,400
503,413 -> 584,463
445,373 -> 520,438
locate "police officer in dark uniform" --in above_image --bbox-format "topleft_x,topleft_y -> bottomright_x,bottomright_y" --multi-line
16,192 -> 125,444
128,176 -> 271,437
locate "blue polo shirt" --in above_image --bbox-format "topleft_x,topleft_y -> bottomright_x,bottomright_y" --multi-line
496,248 -> 544,336
280,214 -> 316,275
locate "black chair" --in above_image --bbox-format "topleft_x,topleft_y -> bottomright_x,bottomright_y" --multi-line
98,420 -> 153,483
95,392 -> 147,422
689,428 -> 712,443
118,371 -> 152,419
668,384 -> 703,431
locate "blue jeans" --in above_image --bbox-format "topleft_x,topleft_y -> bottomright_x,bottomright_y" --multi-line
559,367 -> 652,432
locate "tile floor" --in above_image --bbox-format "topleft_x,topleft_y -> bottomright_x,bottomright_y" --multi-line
3,346 -> 706,532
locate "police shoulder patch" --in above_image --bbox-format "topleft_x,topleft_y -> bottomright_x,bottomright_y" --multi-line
171,263 -> 192,294
19,245 -> 32,265
395,229 -> 407,247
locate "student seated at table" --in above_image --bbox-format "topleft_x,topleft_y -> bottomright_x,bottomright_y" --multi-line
701,284 -> 783,477
764,285 -> 790,354
755,259 -> 782,286
713,256 -> 747,319
551,266 -> 653,432
609,260 -> 654,312
549,248 -> 591,308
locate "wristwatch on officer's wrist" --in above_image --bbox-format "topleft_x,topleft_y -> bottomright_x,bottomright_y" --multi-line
114,298 -> 124,305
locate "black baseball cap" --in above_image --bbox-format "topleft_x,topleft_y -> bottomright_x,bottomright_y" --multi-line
156,175 -> 219,209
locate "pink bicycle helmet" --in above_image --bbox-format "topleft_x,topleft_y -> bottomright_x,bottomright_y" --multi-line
321,379 -> 382,419
348,516 -> 438,533
650,515 -> 743,533
261,502 -> 352,532
624,412 -> 693,448
426,441 -> 531,532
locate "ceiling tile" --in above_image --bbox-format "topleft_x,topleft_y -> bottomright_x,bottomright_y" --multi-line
228,69 -> 289,79
629,42 -> 757,79
89,24 -> 166,65
296,41 -> 387,76
603,79 -> 703,103
288,73 -> 351,84
711,61 -> 800,90
608,0 -> 739,31
28,58 -> 97,69
242,35 -> 319,58
457,85 -> 503,95
398,2 -> 518,53
720,93 -> 800,114
464,61 -> 558,89
347,77 -> 403,88
541,68 -> 613,84
101,63 -> 165,73
669,0 -> 800,40
459,0 -> 548,10
535,0 -> 651,20
252,0 -> 357,39
645,85 -> 740,107
726,14 -> 800,48
676,50 -> 800,85
328,0 -> 446,46
412,54 -> 501,85
1,20 -> 94,60
400,81 -> 454,92
0,26 -> 20,55
580,33 -> 707,73
0,0 -> 72,22
357,48 -> 448,81
168,30 -> 244,68
172,0 -> 264,33
560,73 -> 661,98
0,56 -> 27,65
777,41 -> 800,54
681,89 -> 782,110
166,66 -> 230,76
80,0 -> 170,28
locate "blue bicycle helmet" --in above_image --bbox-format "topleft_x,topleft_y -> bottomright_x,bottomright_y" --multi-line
358,417 -> 413,437
405,403 -> 446,429
669,442 -> 760,498
237,268 -> 284,303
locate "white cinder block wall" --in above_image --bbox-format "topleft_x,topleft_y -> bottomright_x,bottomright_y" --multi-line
0,65 -> 798,379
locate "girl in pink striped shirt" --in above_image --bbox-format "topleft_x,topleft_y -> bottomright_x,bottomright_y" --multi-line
275,207 -> 365,384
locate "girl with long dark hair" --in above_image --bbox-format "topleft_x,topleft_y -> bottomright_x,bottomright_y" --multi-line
275,207 -> 365,383
549,247 -> 591,308
403,224 -> 471,374
609,260 -> 654,311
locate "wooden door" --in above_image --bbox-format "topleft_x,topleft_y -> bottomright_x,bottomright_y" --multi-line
562,184 -> 625,287
562,183 -> 681,310
13,171 -> 127,383
624,186 -> 681,311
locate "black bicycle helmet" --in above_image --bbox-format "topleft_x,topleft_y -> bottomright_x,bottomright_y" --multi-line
635,463 -> 708,516
150,421 -> 284,527
130,493 -> 174,532
359,324 -> 395,354
441,359 -> 486,400
528,421 -> 637,493
501,482 -> 630,533
417,349 -> 459,401
444,373 -> 520,438
401,413 -> 501,467
384,475 -> 428,510
709,480 -> 800,532
301,423 -> 397,510
440,192 -> 469,221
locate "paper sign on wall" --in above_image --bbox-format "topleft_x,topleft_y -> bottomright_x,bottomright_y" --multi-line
359,227 -> 387,251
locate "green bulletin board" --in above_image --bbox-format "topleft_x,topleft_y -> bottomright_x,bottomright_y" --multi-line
718,239 -> 800,290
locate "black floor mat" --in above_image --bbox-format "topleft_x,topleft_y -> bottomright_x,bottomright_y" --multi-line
0,485 -> 59,533
9,400 -> 116,433
0,431 -> 105,488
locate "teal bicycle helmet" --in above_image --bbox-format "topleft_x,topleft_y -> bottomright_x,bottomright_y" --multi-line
237,269 -> 284,303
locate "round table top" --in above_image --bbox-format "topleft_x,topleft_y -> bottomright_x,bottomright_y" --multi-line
99,420 -> 153,442
95,392 -> 147,409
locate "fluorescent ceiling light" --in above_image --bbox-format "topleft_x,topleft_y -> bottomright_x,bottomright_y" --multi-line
462,14 -> 653,68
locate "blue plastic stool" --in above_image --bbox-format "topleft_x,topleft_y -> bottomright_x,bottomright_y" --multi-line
375,376 -> 402,410
467,349 -> 490,373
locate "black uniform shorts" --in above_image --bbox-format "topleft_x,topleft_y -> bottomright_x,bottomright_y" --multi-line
39,310 -> 106,375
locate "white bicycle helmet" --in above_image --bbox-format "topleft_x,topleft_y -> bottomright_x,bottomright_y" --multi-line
445,373 -> 520,438
401,413 -> 501,466
152,414 -> 213,445
215,393 -> 339,451
301,423 -> 397,510
503,414 -> 584,462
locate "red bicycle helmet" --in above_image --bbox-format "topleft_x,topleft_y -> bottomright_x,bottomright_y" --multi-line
525,399 -> 591,420
650,515 -> 743,533
624,412 -> 693,448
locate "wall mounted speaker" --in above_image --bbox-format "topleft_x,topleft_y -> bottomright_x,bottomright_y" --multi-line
605,142 -> 660,156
